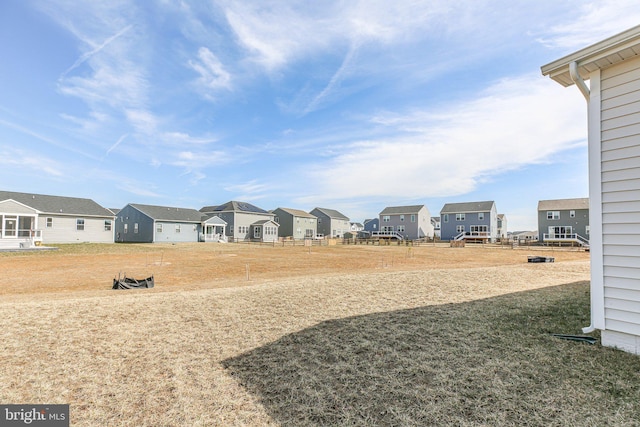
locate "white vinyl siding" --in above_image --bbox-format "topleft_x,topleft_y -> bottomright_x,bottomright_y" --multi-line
600,55 -> 640,338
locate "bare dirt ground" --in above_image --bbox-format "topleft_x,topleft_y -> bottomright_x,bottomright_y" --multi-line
1,243 -> 611,426
0,242 -> 588,299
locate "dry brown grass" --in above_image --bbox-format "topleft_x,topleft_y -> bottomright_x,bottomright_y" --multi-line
3,243 -> 639,426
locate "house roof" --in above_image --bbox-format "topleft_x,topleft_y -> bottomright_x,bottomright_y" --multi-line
363,218 -> 377,224
129,204 -> 204,222
497,214 -> 505,220
541,25 -> 640,87
200,200 -> 269,214
252,219 -> 279,226
202,214 -> 227,225
312,207 -> 349,220
379,205 -> 425,215
0,190 -> 113,217
276,207 -> 316,218
537,198 -> 589,211
440,201 -> 495,214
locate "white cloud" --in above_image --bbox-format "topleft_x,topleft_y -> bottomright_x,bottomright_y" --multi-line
302,74 -> 586,201
188,47 -> 232,95
0,146 -> 65,177
537,0 -> 640,50
224,180 -> 269,200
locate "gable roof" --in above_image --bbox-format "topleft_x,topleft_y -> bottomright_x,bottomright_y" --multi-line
379,205 -> 425,215
541,25 -> 640,87
200,201 -> 269,214
537,198 -> 589,211
440,201 -> 495,214
275,207 -> 316,219
252,219 -> 279,226
203,214 -> 227,225
0,190 -> 113,217
311,207 -> 349,220
129,204 -> 204,222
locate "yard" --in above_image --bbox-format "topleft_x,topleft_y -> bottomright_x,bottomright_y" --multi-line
1,243 -> 639,426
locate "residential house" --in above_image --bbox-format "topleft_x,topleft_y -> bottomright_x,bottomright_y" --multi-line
497,214 -> 507,240
363,218 -> 379,234
377,205 -> 434,240
350,222 -> 364,232
431,216 -> 441,239
511,230 -> 538,243
0,190 -> 114,248
542,24 -> 640,354
273,207 -> 317,240
310,208 -> 350,238
115,203 -> 204,243
200,201 -> 277,242
440,201 -> 498,242
537,198 -> 589,246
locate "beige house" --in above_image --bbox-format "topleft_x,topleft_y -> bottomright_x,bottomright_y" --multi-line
542,25 -> 640,354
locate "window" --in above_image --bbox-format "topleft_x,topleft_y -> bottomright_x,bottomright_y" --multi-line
274,217 -> 279,223
104,220 -> 112,231
124,224 -> 128,234
478,212 -> 484,220
46,217 -> 53,228
456,225 -> 465,233
586,225 -> 590,235
383,215 -> 390,222
157,223 -> 163,233
410,215 -> 416,223
134,223 -> 139,234
400,215 -> 405,221
254,227 -> 261,239
397,225 -> 405,232
456,213 -> 465,221
175,224 -> 181,233
76,219 -> 85,231
547,211 -> 560,220
443,214 -> 449,223
570,210 -> 576,218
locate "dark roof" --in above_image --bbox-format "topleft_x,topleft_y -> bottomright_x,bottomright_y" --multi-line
129,204 -> 204,222
379,205 -> 425,215
440,201 -> 495,214
537,198 -> 589,211
200,201 -> 269,214
311,207 -> 349,220
0,190 -> 113,217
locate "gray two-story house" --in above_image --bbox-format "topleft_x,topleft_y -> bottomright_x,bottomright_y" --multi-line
273,207 -> 317,240
115,203 -> 203,243
378,205 -> 434,240
310,207 -> 350,238
537,198 -> 589,246
440,201 -> 498,242
200,201 -> 278,242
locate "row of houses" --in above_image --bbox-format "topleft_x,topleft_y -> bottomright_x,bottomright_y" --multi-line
0,189 -> 589,248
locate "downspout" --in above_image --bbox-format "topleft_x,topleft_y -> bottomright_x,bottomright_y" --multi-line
570,61 -> 590,101
569,61 -> 595,333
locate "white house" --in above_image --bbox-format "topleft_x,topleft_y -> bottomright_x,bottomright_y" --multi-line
0,190 -> 115,248
542,25 -> 640,354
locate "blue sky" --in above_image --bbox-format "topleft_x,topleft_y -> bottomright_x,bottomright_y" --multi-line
2,1 -> 640,231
